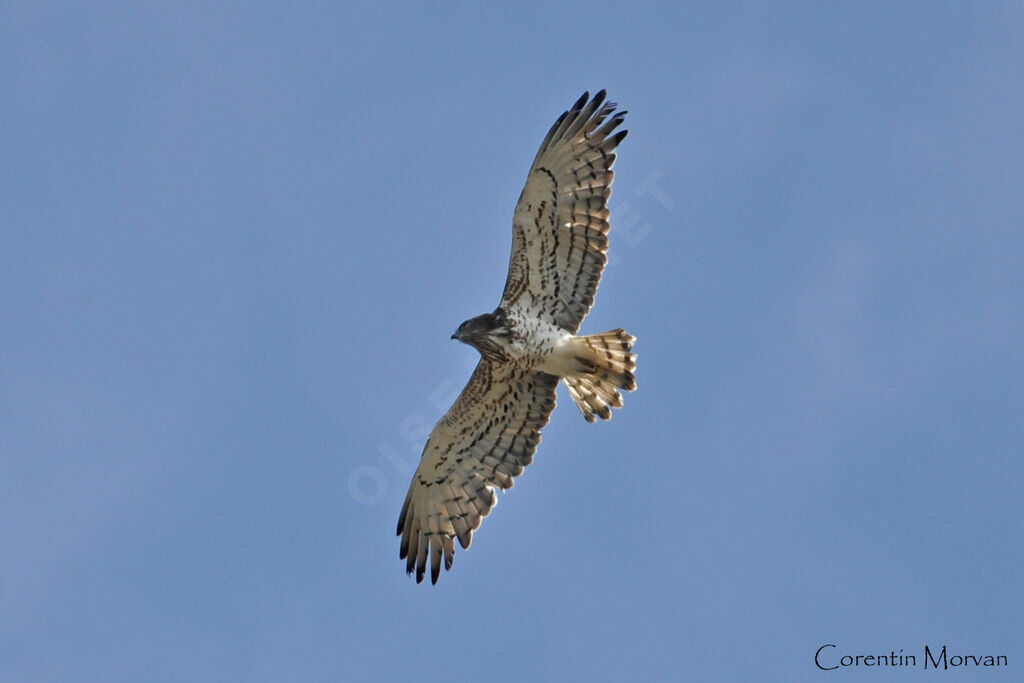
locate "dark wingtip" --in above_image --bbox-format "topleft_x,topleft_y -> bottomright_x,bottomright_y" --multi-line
396,497 -> 410,536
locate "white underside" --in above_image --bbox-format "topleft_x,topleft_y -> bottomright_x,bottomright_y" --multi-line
535,332 -> 580,378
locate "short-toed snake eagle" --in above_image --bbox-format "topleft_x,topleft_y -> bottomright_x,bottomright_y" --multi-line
397,91 -> 637,584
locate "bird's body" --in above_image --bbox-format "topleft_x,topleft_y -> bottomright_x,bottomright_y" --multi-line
452,307 -> 565,368
397,91 -> 637,584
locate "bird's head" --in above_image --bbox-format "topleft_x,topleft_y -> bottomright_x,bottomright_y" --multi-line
452,309 -> 511,348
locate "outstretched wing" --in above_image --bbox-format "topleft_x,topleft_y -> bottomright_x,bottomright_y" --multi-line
500,90 -> 627,332
396,361 -> 558,584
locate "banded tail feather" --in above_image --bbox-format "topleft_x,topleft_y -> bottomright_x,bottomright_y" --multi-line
563,328 -> 637,422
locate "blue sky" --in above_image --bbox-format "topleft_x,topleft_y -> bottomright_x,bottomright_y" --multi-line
3,2 -> 1022,681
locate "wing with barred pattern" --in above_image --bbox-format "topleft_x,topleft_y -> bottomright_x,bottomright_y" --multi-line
396,361 -> 558,584
500,90 -> 627,333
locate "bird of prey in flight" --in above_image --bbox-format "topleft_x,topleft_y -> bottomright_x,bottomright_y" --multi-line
397,90 -> 637,584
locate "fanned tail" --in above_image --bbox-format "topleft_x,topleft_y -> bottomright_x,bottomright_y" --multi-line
562,329 -> 637,422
